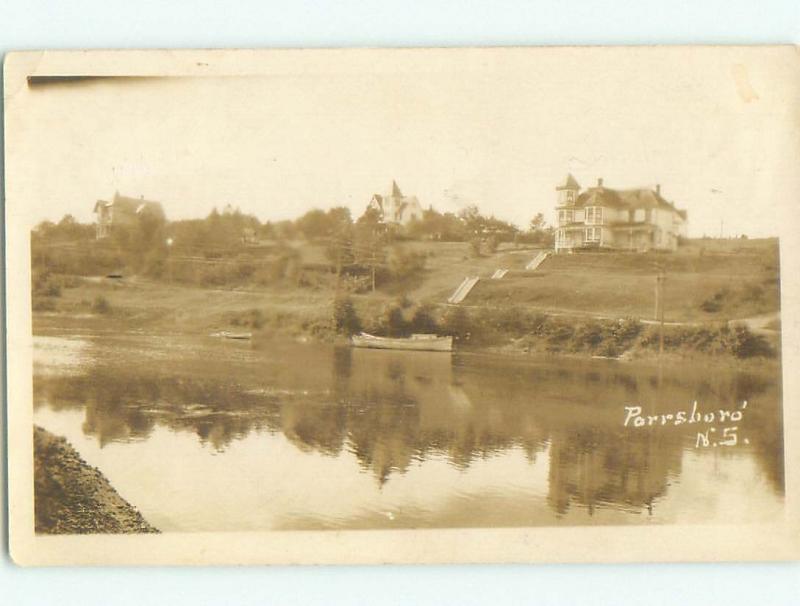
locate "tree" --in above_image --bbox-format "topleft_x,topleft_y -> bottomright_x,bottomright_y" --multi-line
333,296 -> 361,335
410,303 -> 439,334
382,303 -> 407,337
530,213 -> 546,231
353,208 -> 386,291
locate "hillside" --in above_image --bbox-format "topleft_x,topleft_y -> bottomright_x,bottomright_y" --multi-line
464,238 -> 780,323
33,238 -> 781,340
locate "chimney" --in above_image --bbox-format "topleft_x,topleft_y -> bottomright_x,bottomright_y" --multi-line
597,178 -> 604,188
655,184 -> 661,195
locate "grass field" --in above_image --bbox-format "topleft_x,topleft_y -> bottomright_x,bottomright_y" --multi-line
33,237 -> 780,343
466,238 -> 780,323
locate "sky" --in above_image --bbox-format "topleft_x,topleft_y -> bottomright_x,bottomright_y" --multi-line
7,47 -> 799,237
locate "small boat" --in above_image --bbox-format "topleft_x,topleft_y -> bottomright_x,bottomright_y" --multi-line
210,331 -> 253,340
351,332 -> 453,352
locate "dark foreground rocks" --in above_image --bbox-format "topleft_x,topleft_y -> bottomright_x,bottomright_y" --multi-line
34,425 -> 159,534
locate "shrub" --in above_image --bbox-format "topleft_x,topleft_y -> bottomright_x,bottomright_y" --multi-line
333,297 -> 361,335
410,304 -> 439,334
729,324 -> 774,358
574,322 -> 606,350
382,304 -> 408,337
700,287 -> 730,313
91,295 -> 112,315
468,237 -> 482,257
441,306 -> 470,340
546,322 -> 575,351
485,235 -> 499,254
615,318 -> 642,341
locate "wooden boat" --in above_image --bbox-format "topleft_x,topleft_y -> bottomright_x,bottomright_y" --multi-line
210,331 -> 253,340
351,332 -> 453,352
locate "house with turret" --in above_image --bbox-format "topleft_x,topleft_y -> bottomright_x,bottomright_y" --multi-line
554,174 -> 687,253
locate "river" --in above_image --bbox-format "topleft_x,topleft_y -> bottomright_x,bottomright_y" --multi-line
32,331 -> 784,531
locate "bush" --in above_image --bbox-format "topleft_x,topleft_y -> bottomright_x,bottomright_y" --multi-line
729,324 -> 774,358
333,297 -> 361,335
574,322 -> 606,350
468,237 -> 482,257
546,322 -> 575,351
410,304 -> 439,334
441,306 -> 471,340
382,304 -> 408,337
91,296 -> 112,315
700,287 -> 730,313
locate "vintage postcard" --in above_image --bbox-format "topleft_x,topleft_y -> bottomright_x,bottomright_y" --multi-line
4,47 -> 800,565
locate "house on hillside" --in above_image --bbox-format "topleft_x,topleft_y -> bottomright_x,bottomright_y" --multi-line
93,192 -> 166,239
366,180 -> 424,226
554,175 -> 687,253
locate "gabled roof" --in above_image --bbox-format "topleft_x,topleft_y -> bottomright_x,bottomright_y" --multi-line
556,173 -> 581,191
572,186 -> 683,215
93,192 -> 165,218
369,194 -> 384,212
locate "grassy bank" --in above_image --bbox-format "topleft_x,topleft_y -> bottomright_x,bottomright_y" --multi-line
34,426 -> 158,534
31,237 -> 781,364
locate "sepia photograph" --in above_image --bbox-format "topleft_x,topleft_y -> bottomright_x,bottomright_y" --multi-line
4,46 -> 800,565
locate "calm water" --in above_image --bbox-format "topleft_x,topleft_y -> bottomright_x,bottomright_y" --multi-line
33,331 -> 784,531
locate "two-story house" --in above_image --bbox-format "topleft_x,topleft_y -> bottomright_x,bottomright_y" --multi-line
93,192 -> 166,239
366,180 -> 424,226
554,175 -> 687,253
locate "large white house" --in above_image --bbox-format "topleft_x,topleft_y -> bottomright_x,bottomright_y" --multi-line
554,175 -> 688,253
366,181 -> 424,226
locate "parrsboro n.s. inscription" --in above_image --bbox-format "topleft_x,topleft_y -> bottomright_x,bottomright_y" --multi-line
623,401 -> 749,448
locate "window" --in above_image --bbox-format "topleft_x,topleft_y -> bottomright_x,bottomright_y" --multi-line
566,190 -> 575,202
559,210 -> 574,225
585,227 -> 601,242
586,206 -> 603,225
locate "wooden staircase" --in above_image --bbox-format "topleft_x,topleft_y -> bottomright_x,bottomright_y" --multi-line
447,276 -> 480,304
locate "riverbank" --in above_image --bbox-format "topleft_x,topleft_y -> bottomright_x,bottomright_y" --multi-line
34,425 -> 158,534
31,270 -> 781,367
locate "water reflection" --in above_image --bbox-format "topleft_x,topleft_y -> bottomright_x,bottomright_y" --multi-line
33,334 -> 784,528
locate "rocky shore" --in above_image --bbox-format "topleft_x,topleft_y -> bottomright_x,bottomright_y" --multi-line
34,425 -> 158,534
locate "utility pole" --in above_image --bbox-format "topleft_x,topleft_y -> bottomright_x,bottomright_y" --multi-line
371,227 -> 377,293
657,270 -> 665,357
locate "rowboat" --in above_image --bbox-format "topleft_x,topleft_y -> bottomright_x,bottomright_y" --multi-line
210,331 -> 253,340
351,332 -> 453,352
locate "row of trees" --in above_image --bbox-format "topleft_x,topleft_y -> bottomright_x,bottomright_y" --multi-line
31,202 -> 553,288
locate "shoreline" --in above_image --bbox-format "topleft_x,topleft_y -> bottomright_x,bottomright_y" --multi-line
34,425 -> 158,534
32,316 -> 781,373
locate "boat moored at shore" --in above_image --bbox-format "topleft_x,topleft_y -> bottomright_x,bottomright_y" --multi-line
351,332 -> 453,352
